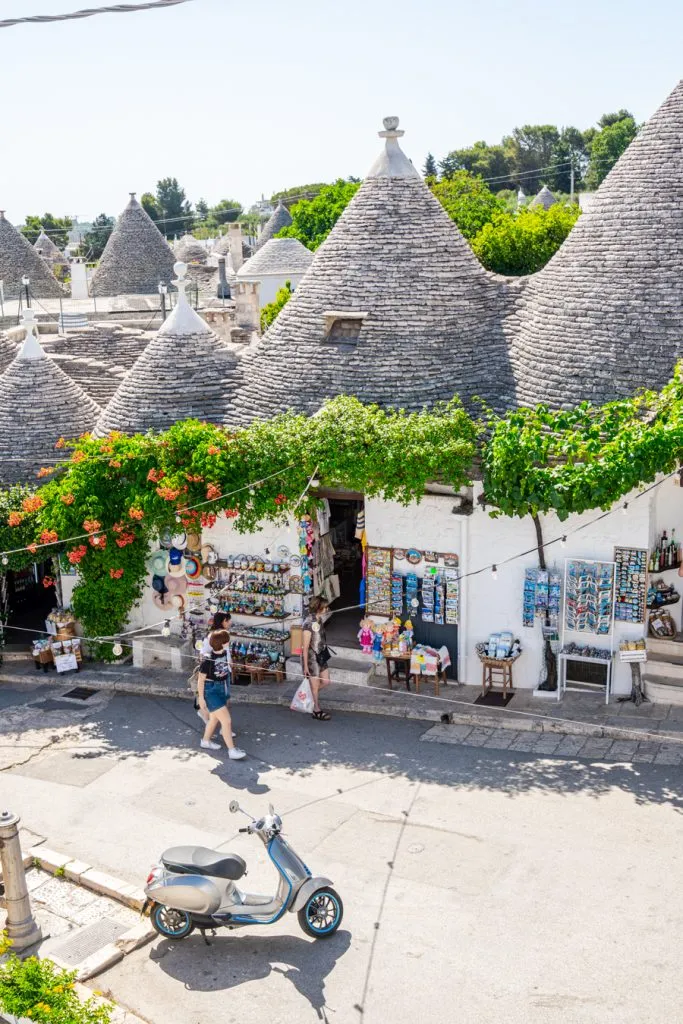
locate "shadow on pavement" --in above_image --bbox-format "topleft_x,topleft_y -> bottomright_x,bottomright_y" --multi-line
150,928 -> 351,1020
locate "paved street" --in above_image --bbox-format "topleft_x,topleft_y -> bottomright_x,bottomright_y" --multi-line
1,681 -> 682,1024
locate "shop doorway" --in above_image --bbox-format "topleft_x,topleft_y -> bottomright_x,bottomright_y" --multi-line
324,496 -> 364,647
3,561 -> 56,649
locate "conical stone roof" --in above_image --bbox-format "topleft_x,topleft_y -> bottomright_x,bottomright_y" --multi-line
0,310 -> 101,486
529,185 -> 557,209
0,332 -> 18,374
94,262 -> 240,436
174,234 -> 207,264
229,117 -> 511,424
34,230 -> 66,264
237,238 -> 313,277
90,194 -> 176,296
212,232 -> 231,257
255,201 -> 293,251
0,212 -> 63,298
510,79 -> 683,407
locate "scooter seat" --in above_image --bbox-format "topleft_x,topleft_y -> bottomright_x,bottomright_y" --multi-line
162,846 -> 246,881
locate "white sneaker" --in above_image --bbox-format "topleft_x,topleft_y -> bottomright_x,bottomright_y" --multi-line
228,747 -> 246,760
200,739 -> 221,750
196,709 -> 206,721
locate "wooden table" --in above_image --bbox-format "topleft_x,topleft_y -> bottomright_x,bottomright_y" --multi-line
232,663 -> 285,686
385,653 -> 412,691
480,656 -> 515,698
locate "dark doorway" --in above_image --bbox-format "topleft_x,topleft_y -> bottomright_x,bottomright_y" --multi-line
324,497 -> 364,648
4,561 -> 56,649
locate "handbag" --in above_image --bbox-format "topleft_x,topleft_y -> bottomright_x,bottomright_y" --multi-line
318,645 -> 335,668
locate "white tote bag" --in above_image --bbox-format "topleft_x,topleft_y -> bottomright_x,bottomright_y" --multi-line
290,676 -> 315,714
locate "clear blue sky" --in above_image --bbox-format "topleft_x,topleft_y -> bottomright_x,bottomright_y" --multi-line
1,0 -> 682,224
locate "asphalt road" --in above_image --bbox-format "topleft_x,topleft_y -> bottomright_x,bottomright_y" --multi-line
1,682 -> 682,1024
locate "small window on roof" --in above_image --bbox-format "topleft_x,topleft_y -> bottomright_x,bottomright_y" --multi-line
322,310 -> 367,346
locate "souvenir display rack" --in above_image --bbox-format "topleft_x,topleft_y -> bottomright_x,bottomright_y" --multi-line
559,559 -> 616,705
613,546 -> 648,624
523,568 -> 561,631
366,547 -> 392,616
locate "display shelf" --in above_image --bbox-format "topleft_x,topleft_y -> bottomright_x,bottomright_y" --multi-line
219,587 -> 288,597
649,563 -> 682,574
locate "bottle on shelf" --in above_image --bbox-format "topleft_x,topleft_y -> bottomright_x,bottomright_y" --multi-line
661,531 -> 668,570
670,528 -> 678,568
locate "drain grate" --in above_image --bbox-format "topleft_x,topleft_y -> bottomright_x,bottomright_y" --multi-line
47,917 -> 127,966
61,686 -> 98,701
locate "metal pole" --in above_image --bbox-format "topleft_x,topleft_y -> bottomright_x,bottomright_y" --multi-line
58,293 -> 64,336
0,809 -> 42,950
570,155 -> 575,205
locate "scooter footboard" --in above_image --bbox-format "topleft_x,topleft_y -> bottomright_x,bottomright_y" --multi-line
291,877 -> 334,912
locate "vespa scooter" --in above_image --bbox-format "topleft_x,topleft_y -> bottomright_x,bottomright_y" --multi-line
144,800 -> 343,940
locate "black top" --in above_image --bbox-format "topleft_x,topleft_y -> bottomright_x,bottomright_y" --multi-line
199,653 -> 230,682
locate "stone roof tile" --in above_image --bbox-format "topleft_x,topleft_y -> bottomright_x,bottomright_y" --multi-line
90,194 -> 175,296
237,238 -> 313,277
0,212 -> 64,298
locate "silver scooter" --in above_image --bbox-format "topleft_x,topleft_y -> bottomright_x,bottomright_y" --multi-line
143,800 -> 343,941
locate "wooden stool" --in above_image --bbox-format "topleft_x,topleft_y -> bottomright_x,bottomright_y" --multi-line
481,657 -> 514,697
411,671 -> 445,698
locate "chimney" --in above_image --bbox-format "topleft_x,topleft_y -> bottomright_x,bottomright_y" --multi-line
228,223 -> 243,272
216,256 -> 230,299
235,280 -> 260,333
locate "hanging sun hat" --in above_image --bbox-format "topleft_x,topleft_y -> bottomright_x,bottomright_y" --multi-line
147,549 -> 169,576
170,593 -> 185,611
153,592 -> 169,610
169,546 -> 183,564
171,531 -> 187,551
167,554 -> 185,577
186,532 -> 201,552
202,563 -> 217,581
185,555 -> 201,580
165,574 -> 187,595
152,574 -> 169,597
201,544 -> 215,563
159,527 -> 174,549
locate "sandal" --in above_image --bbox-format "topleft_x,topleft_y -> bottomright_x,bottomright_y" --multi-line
311,709 -> 331,721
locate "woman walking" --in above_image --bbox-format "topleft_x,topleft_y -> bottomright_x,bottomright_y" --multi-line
197,630 -> 246,759
301,596 -> 332,721
196,611 -> 232,725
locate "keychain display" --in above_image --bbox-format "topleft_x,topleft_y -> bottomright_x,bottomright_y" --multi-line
614,546 -> 647,623
391,571 -> 404,617
444,568 -> 459,625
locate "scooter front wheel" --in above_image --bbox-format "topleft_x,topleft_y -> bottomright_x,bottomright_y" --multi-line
150,903 -> 194,940
298,887 -> 343,939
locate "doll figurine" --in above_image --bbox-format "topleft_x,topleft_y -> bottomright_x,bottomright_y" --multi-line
358,618 -> 373,654
403,619 -> 414,648
372,627 -> 384,661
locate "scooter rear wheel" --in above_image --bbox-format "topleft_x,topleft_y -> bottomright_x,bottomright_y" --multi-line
298,887 -> 343,939
150,903 -> 194,940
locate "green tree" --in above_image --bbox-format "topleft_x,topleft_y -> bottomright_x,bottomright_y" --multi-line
260,280 -> 292,332
423,152 -> 438,178
429,171 -> 505,239
20,214 -> 72,248
271,183 -> 329,203
584,115 -> 638,189
141,192 -> 160,221
503,125 -> 560,193
195,198 -> 209,220
277,179 -> 362,251
82,213 -> 114,261
155,177 -> 193,237
471,202 -> 581,275
210,199 -> 242,225
440,141 -> 512,190
598,108 -> 634,129
547,126 -> 588,194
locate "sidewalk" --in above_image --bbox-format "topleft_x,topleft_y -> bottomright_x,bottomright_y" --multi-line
2,656 -> 683,745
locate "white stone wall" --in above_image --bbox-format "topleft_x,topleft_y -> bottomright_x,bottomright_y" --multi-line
254,272 -> 306,308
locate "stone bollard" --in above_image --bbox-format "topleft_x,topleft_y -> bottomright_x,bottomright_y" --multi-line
0,810 -> 42,951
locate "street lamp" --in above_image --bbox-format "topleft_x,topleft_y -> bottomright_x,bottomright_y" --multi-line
158,281 -> 168,321
21,275 -> 30,308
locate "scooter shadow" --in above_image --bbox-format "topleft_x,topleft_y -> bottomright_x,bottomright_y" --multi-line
150,928 -> 351,1018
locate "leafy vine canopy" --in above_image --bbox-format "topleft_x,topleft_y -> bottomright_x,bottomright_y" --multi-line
1,370 -> 681,654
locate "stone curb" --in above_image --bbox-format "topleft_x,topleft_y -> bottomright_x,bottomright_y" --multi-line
27,846 -> 147,911
72,672 -> 683,747
2,667 -> 682,746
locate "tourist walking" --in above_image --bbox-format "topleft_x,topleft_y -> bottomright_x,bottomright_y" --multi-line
196,611 -> 232,725
196,630 -> 246,759
301,596 -> 332,721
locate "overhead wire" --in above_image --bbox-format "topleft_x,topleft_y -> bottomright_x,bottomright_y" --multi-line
0,0 -> 194,30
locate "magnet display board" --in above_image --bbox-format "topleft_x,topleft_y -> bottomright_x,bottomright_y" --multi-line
613,546 -> 648,624
366,546 -> 392,616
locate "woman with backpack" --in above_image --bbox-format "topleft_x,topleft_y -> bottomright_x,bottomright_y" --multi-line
196,629 -> 246,760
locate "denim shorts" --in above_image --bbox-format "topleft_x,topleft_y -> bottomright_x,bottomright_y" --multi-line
204,678 -> 230,712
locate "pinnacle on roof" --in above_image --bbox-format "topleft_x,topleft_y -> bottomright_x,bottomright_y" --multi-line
0,211 -> 63,298
34,229 -> 66,263
510,78 -> 683,408
237,238 -> 313,277
529,185 -> 557,210
174,233 -> 207,264
89,193 -> 176,296
0,308 -> 101,486
229,116 -> 511,424
94,262 -> 240,436
254,201 -> 293,251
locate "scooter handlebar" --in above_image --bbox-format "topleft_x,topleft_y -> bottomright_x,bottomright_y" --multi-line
238,827 -> 251,833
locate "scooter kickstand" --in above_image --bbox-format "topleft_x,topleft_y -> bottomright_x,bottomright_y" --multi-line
200,928 -> 215,946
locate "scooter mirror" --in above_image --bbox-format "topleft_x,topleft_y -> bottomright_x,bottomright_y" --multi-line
229,800 -> 240,814
268,803 -> 275,815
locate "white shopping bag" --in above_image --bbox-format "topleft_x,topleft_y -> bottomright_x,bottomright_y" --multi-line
290,676 -> 315,714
